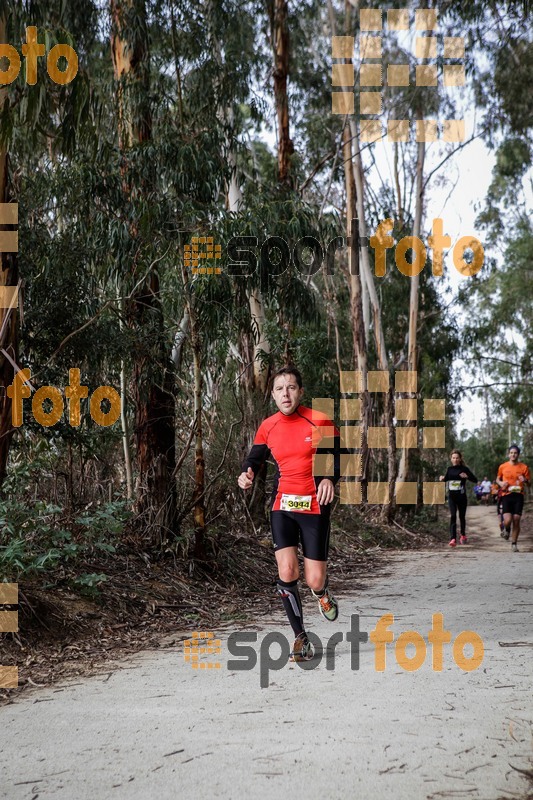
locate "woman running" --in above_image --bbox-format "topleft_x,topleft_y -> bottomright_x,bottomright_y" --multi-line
439,450 -> 478,547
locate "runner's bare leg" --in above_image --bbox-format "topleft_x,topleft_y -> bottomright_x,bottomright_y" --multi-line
303,557 -> 327,593
511,513 -> 521,544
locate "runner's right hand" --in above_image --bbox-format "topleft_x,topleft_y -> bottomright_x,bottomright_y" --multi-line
238,467 -> 254,490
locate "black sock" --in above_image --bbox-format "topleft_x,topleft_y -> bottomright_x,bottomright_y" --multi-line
277,579 -> 305,637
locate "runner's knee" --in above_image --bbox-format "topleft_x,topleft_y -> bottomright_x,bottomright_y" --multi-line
277,561 -> 299,582
305,567 -> 327,592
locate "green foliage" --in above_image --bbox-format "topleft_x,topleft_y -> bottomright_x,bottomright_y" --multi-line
0,490 -> 130,584
446,1 -> 533,454
458,426 -> 511,480
0,499 -> 72,579
71,572 -> 108,599
0,0 -> 528,553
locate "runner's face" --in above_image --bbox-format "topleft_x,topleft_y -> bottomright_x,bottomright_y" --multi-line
451,454 -> 460,466
509,448 -> 519,462
272,374 -> 304,415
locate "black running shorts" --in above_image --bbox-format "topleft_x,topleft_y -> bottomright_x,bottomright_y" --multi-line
501,493 -> 524,516
270,505 -> 331,561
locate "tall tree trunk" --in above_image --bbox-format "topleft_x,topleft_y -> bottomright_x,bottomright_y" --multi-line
398,137 -> 426,485
484,384 -> 492,446
171,309 -> 189,371
268,0 -> 294,184
342,120 -> 369,498
407,140 -> 426,376
349,120 -> 388,370
210,3 -> 272,400
224,118 -> 270,522
340,2 -> 369,497
120,359 -> 134,500
117,286 -> 134,500
349,118 -> 396,520
248,288 -> 271,393
227,144 -> 270,394
346,0 -> 397,517
393,142 -> 403,228
191,327 -> 206,559
110,0 -> 177,542
324,272 -> 343,378
0,14 -> 18,490
180,258 -> 206,559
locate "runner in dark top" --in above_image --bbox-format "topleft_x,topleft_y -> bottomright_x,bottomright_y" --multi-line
237,365 -> 340,662
439,449 -> 477,547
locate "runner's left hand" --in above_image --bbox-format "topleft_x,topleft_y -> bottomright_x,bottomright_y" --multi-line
317,478 -> 335,505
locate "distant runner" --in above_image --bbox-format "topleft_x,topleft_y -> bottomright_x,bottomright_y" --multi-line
480,477 -> 492,506
238,366 -> 340,662
496,485 -> 505,534
440,449 -> 478,547
497,444 -> 530,553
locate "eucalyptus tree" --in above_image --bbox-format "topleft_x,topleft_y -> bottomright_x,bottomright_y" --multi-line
109,0 -> 181,543
447,0 -> 533,450
0,11 -> 19,487
0,0 -> 99,488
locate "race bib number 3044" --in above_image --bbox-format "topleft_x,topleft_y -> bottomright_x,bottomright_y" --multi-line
280,494 -> 312,511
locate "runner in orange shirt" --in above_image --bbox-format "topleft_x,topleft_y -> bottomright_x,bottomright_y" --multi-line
496,444 -> 530,552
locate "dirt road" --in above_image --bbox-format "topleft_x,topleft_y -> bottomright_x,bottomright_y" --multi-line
1,504 -> 532,799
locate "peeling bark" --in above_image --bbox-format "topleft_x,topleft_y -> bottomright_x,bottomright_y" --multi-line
398,136 -> 426,486
342,119 -> 369,497
268,0 -> 294,184
110,0 -> 177,542
349,118 -> 396,520
0,14 -> 19,489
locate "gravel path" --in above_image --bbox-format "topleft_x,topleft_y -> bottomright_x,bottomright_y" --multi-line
1,504 -> 532,800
